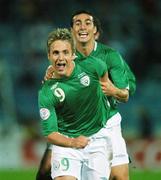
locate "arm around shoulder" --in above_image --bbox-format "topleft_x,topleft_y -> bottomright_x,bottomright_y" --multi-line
100,78 -> 129,102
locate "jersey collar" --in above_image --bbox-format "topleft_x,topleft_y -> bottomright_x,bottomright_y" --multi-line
94,41 -> 97,51
76,41 -> 98,59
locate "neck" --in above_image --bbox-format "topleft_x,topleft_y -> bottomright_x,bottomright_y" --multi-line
76,39 -> 95,56
66,61 -> 75,77
53,61 -> 75,79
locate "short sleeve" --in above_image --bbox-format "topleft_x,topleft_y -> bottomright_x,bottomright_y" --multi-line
38,86 -> 58,136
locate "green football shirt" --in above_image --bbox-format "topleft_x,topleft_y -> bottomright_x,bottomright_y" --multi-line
39,57 -> 110,138
76,42 -> 136,118
124,61 -> 136,96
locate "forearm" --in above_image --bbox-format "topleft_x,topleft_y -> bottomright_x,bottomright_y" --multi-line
100,79 -> 129,102
112,87 -> 129,102
107,80 -> 129,102
47,132 -> 89,149
47,132 -> 73,147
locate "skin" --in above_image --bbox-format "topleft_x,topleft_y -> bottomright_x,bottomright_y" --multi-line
47,39 -> 90,180
71,13 -> 129,180
47,39 -> 90,148
38,13 -> 129,180
46,15 -> 128,102
71,13 -> 96,56
48,40 -> 75,78
45,37 -> 110,179
71,13 -> 129,102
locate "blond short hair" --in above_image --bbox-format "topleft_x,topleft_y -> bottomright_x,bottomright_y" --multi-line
47,28 -> 75,53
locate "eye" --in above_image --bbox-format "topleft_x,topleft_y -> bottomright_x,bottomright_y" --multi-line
74,20 -> 81,26
85,20 -> 93,26
52,50 -> 59,55
63,50 -> 69,55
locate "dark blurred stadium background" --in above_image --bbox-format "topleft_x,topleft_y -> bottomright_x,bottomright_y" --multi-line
0,0 -> 161,179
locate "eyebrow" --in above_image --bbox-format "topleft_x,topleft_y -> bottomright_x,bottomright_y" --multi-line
73,18 -> 93,23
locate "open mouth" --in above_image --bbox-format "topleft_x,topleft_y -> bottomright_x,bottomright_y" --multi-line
56,63 -> 66,67
56,62 -> 66,71
78,32 -> 88,38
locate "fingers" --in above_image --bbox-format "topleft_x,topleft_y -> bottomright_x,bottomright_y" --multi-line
73,136 -> 90,148
44,66 -> 54,80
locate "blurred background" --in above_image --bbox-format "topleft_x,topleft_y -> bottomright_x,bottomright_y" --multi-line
0,0 -> 161,179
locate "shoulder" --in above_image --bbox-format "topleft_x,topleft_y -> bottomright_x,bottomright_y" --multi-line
97,42 -> 117,54
87,55 -> 107,68
39,80 -> 56,99
39,80 -> 53,92
97,42 -> 122,61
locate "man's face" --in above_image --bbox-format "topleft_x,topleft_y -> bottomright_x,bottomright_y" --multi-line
71,13 -> 96,43
48,40 -> 74,77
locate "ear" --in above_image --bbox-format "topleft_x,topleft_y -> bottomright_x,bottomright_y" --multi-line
94,26 -> 97,34
48,53 -> 51,63
71,53 -> 76,61
47,52 -> 50,59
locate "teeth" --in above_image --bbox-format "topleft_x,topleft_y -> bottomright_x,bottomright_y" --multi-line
79,34 -> 87,38
79,32 -> 88,36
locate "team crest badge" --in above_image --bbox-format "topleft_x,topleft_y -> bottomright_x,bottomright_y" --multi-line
80,75 -> 90,86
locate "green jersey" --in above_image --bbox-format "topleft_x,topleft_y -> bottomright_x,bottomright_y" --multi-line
76,42 -> 136,117
38,57 -> 110,138
124,62 -> 136,96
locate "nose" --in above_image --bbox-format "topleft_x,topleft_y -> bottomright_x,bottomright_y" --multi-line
80,22 -> 86,29
58,53 -> 64,60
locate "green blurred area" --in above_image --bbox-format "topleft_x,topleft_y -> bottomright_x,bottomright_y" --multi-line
0,168 -> 37,180
130,169 -> 161,180
0,169 -> 161,180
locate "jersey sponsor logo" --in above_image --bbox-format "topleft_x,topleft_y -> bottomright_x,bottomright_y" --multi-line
80,75 -> 90,86
40,108 -> 50,120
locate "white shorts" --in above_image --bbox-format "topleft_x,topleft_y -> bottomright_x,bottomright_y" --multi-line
106,113 -> 129,167
51,128 -> 112,180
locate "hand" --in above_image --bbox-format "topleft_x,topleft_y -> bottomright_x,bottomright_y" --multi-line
44,65 -> 54,81
100,81 -> 129,102
100,81 -> 116,96
71,135 -> 90,149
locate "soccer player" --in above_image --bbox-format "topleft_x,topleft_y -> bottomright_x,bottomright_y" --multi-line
38,28 -> 113,180
70,11 -> 136,180
36,11 -> 136,180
